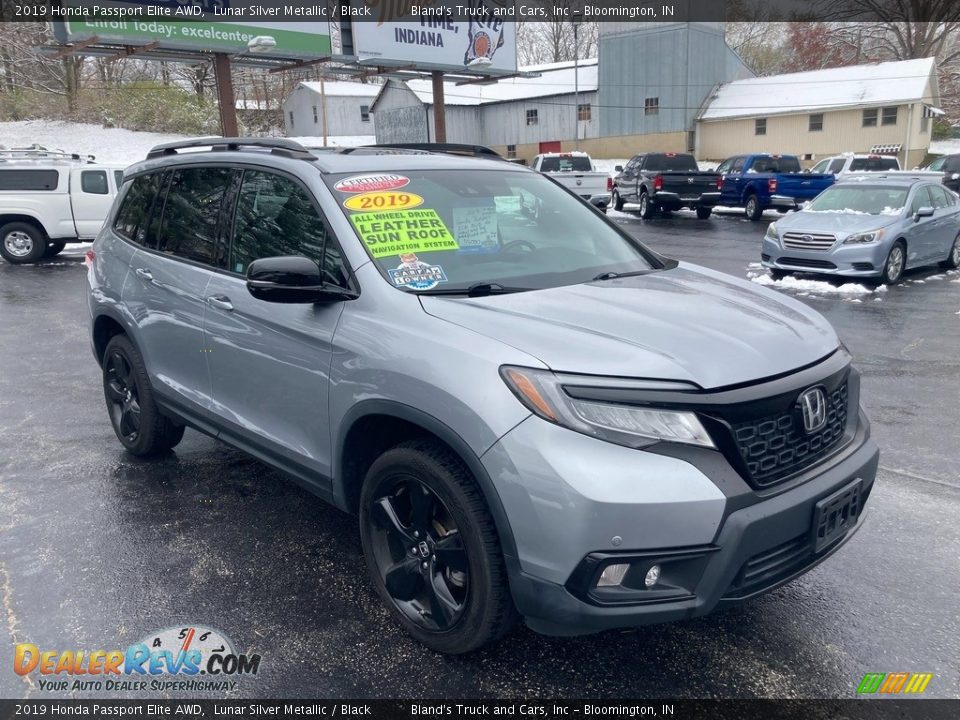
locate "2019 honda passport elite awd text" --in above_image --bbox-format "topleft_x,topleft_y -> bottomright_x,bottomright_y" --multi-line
87,139 -> 879,653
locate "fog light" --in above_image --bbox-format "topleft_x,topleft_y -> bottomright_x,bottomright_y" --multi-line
644,565 -> 661,588
597,563 -> 629,587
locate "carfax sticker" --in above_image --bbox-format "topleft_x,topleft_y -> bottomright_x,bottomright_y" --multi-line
343,191 -> 424,212
334,174 -> 410,193
387,253 -> 448,291
350,209 -> 459,258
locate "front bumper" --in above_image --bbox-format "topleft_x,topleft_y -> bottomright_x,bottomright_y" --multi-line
652,191 -> 720,208
762,235 -> 888,277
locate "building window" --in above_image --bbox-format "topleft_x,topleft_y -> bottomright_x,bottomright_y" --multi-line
288,110 -> 294,128
863,109 -> 878,127
577,103 -> 591,121
809,113 -> 823,132
360,105 -> 370,123
644,97 -> 659,116
506,144 -> 517,159
526,108 -> 538,126
882,106 -> 898,126
755,118 -> 767,135
921,115 -> 929,133
312,106 -> 318,124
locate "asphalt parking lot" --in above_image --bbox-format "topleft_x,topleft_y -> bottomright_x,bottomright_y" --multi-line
1,209 -> 959,700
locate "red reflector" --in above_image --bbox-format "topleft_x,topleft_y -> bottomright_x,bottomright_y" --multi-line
665,152 -> 676,157
717,177 -> 724,190
768,178 -> 777,192
606,177 -> 613,192
654,175 -> 663,191
84,249 -> 95,267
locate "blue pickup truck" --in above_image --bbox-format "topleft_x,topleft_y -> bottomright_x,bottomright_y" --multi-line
716,154 -> 834,220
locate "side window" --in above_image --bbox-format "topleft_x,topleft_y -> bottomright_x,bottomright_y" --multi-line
926,156 -> 946,171
156,167 -> 231,265
810,160 -> 829,174
113,173 -> 163,246
730,157 -> 745,173
81,170 -> 108,195
910,186 -> 933,214
827,159 -> 845,174
114,170 -> 124,189
231,170 -> 349,287
0,169 -> 59,191
928,185 -> 951,209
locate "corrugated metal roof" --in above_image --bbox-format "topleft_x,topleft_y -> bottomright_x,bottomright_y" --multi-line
297,81 -> 381,98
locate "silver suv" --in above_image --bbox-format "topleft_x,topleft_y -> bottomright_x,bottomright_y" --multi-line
87,139 -> 879,653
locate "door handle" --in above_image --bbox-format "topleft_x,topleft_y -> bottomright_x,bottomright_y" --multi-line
134,268 -> 153,282
206,295 -> 234,312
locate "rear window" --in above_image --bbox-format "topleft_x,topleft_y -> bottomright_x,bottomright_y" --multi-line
114,173 -> 165,245
749,156 -> 802,173
326,169 -> 657,294
644,154 -> 698,172
0,169 -> 59,191
538,156 -> 593,172
849,157 -> 899,171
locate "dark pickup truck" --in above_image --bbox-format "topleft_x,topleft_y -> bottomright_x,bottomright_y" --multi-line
611,152 -> 722,219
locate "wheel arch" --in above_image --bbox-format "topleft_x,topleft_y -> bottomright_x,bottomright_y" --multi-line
333,400 -> 519,561
91,309 -> 133,367
0,214 -> 49,238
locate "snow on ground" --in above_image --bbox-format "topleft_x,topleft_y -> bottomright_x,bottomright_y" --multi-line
747,263 -> 960,302
929,139 -> 960,156
287,135 -> 376,148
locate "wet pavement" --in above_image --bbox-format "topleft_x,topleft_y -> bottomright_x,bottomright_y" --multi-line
1,210 -> 958,699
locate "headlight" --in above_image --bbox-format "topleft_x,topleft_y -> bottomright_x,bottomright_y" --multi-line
765,222 -> 778,241
500,366 -> 715,449
843,228 -> 885,245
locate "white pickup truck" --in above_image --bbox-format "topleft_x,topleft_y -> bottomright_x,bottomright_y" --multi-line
530,151 -> 611,212
0,152 -> 125,264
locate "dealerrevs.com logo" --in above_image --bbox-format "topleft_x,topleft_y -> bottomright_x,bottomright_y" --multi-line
14,625 -> 261,692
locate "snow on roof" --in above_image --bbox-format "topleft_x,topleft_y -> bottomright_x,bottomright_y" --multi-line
298,80 -> 381,98
394,59 -> 599,107
700,57 -> 936,121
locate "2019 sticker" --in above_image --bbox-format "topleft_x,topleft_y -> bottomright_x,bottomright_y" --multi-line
387,254 -> 448,291
334,174 -> 410,193
350,209 -> 459,258
343,191 -> 424,212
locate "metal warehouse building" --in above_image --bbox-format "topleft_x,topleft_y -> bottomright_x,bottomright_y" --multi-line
282,80 -> 379,139
696,57 -> 941,169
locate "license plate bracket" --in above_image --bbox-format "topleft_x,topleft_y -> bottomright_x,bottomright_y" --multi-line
812,478 -> 863,553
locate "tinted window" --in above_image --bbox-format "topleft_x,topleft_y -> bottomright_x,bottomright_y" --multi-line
731,157 -> 746,173
849,158 -> 899,171
114,170 -> 124,188
827,159 -> 845,174
113,173 -> 164,245
81,170 -> 108,195
644,154 -> 698,172
0,169 -> 59,191
946,156 -> 960,172
156,167 -> 231,265
750,156 -> 801,173
538,156 -> 592,172
231,170 -> 347,286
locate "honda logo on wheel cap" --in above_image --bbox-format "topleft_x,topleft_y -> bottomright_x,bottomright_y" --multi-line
799,387 -> 828,433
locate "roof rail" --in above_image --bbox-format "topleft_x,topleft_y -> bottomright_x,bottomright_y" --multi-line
146,137 -> 315,160
0,147 -> 96,164
363,143 -> 504,159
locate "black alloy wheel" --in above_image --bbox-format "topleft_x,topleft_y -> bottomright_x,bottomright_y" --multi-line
105,349 -> 142,444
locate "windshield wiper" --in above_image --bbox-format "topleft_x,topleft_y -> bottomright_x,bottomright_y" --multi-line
591,270 -> 655,281
417,282 -> 532,297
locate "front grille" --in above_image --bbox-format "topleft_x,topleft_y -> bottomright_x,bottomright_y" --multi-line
731,383 -> 848,487
782,231 -> 836,251
778,257 -> 837,269
724,534 -> 812,598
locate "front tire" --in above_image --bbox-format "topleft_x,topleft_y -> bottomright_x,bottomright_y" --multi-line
102,335 -> 185,456
612,189 -> 624,212
744,194 -> 763,221
359,440 -> 516,654
639,190 -> 656,219
939,234 -> 960,269
0,222 -> 47,264
881,241 -> 906,285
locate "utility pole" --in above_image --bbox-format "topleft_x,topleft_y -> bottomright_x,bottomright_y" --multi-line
572,16 -> 580,150
320,75 -> 329,146
432,71 -> 447,143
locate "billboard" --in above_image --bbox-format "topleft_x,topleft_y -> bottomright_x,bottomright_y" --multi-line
348,1 -> 517,75
53,1 -> 331,58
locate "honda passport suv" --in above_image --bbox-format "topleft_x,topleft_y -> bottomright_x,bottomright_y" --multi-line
87,138 -> 879,653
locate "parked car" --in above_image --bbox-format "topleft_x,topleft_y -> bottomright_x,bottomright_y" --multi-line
810,153 -> 900,176
920,152 -> 960,193
611,152 -> 721,219
762,174 -> 960,284
716,154 -> 834,221
0,149 -> 125,264
88,138 -> 878,653
530,151 -> 610,211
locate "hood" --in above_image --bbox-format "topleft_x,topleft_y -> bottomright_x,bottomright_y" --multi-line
420,264 -> 838,390
777,209 -> 902,236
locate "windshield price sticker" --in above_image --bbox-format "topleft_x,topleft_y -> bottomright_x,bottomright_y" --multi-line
344,191 -> 424,212
350,209 -> 459,258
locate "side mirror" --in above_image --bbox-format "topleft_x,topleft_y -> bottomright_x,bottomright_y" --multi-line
614,165 -> 623,172
914,206 -> 935,221
246,255 -> 356,304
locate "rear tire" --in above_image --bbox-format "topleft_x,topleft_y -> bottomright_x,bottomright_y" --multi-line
639,190 -> 656,219
881,240 -> 907,285
102,335 -> 185,456
44,242 -> 66,258
939,234 -> 960,269
0,222 -> 46,264
744,194 -> 763,221
359,440 -> 516,654
696,206 -> 712,219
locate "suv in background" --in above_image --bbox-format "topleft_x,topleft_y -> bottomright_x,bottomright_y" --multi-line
810,154 -> 901,176
921,153 -> 960,193
88,138 -> 878,653
0,148 -> 124,264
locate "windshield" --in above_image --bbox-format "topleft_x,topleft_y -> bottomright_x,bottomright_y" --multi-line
326,169 -> 658,294
925,156 -> 946,171
539,156 -> 593,172
646,154 -> 698,172
807,185 -> 908,215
